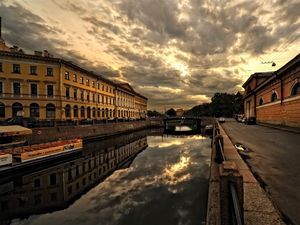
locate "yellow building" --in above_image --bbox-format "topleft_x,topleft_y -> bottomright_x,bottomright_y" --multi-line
0,39 -> 147,121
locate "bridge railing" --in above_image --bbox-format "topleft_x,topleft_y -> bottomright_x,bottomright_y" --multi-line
213,122 -> 244,225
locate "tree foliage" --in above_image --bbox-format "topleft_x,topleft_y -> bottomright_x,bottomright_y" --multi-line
165,108 -> 176,117
147,110 -> 162,117
184,92 -> 244,117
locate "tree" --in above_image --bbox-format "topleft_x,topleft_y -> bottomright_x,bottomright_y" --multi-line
147,110 -> 162,117
184,92 -> 244,117
165,108 -> 176,117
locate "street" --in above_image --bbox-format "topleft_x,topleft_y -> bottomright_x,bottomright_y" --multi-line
221,121 -> 300,225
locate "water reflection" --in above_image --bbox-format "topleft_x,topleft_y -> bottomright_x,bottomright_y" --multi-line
0,130 -> 211,225
0,131 -> 148,224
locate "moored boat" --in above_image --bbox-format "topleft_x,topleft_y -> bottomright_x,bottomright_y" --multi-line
3,139 -> 83,163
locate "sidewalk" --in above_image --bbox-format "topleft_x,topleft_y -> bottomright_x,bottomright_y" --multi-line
257,122 -> 300,134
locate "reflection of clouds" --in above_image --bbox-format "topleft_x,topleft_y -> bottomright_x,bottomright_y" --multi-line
12,135 -> 211,225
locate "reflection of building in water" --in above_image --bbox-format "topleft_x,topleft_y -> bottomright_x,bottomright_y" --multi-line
0,135 -> 148,221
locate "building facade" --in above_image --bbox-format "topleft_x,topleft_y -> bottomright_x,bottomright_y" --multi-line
0,40 -> 147,121
243,53 -> 300,128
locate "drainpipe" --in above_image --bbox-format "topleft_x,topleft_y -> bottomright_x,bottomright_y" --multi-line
280,77 -> 283,105
59,60 -> 63,120
254,93 -> 256,118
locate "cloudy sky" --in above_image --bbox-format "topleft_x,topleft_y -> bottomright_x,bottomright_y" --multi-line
0,0 -> 299,110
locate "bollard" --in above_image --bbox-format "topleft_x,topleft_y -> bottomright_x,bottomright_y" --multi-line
219,161 -> 244,225
214,134 -> 224,163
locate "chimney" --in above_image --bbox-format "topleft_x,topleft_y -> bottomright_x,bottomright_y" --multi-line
34,50 -> 43,56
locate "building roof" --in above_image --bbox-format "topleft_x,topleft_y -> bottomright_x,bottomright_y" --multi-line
242,72 -> 273,88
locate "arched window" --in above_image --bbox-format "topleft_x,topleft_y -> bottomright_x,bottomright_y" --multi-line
12,102 -> 23,117
80,106 -> 85,117
87,107 -> 91,118
97,108 -> 100,117
102,108 -> 105,117
73,105 -> 78,118
291,82 -> 300,96
65,104 -> 71,118
259,98 -> 263,106
92,107 -> 96,117
271,92 -> 278,102
0,102 -> 5,118
118,110 -> 120,117
46,103 -> 55,119
29,103 -> 40,118
105,108 -> 108,117
109,109 -> 112,118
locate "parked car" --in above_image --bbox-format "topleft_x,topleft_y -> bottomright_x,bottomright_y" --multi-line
245,117 -> 256,125
218,117 -> 225,123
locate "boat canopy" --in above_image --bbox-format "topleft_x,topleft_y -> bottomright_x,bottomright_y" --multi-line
0,126 -> 32,137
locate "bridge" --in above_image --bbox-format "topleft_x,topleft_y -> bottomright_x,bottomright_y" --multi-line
163,117 -> 202,134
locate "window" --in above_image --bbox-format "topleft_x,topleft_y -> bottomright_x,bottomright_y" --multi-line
102,95 -> 104,103
259,98 -> 263,105
13,64 -> 20,73
92,93 -> 95,103
30,66 -> 37,75
34,178 -> 41,188
34,194 -> 42,205
30,103 -> 39,118
102,85 -> 104,91
0,102 -> 5,118
65,104 -> 71,117
80,106 -> 85,117
80,76 -> 83,84
97,108 -> 100,117
86,79 -> 90,86
97,83 -> 100,89
0,81 -> 3,94
49,173 -> 57,185
87,107 -> 91,118
106,86 -> 108,92
65,71 -> 70,80
271,92 -> 278,102
87,92 -> 90,102
47,67 -> 53,76
46,103 -> 55,119
97,94 -> 100,103
74,88 -> 77,100
80,90 -> 84,101
291,83 -> 300,96
74,105 -> 78,117
47,85 -> 54,97
65,87 -> 70,99
30,83 -> 38,96
92,81 -> 95,88
92,107 -> 96,117
13,82 -> 21,95
0,62 -> 3,72
50,192 -> 57,201
12,102 -> 23,117
73,74 -> 77,82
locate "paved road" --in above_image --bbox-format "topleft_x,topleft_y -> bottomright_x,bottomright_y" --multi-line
221,121 -> 300,225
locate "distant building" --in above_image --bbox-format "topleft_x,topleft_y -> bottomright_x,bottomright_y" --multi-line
242,53 -> 300,128
0,19 -> 147,121
175,108 -> 184,117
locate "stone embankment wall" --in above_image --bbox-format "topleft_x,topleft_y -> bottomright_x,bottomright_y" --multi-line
28,121 -> 151,144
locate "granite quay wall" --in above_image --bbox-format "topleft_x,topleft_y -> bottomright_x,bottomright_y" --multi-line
27,121 -> 150,144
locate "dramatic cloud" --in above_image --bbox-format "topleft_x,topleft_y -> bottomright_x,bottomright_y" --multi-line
1,0 -> 299,110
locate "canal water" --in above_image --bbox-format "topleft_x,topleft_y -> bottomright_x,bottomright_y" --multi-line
0,129 -> 211,225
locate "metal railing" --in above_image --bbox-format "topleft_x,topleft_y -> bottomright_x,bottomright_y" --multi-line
230,182 -> 243,225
